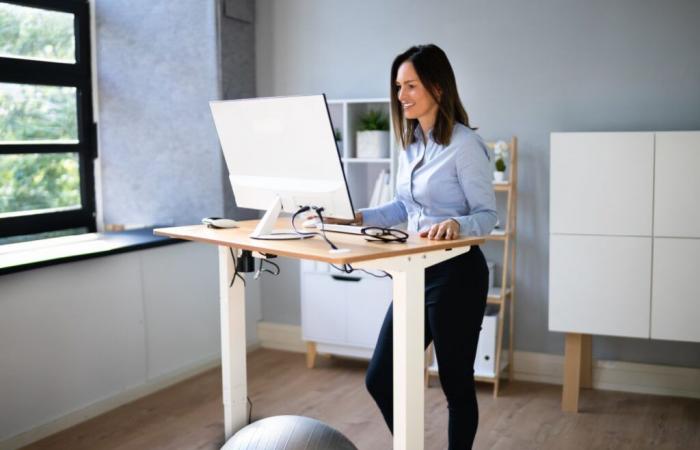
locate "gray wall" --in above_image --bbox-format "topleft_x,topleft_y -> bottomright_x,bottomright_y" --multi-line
255,0 -> 700,367
94,0 -> 262,335
96,0 -> 224,227
219,0 -> 259,220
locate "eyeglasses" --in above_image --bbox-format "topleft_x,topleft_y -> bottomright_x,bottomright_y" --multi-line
361,227 -> 408,243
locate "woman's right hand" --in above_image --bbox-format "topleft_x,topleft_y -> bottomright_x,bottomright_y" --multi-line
307,211 -> 363,225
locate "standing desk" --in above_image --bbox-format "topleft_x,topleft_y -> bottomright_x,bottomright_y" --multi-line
155,219 -> 483,450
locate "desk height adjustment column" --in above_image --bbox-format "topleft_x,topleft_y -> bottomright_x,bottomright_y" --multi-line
354,247 -> 471,450
219,246 -> 248,439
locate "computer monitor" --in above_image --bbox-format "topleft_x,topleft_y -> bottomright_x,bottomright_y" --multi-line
209,94 -> 354,239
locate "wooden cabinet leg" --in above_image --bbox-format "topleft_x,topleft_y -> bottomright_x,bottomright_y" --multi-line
580,334 -> 592,389
562,333 -> 583,412
306,341 -> 317,369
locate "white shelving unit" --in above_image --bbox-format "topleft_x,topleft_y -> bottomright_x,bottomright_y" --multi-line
303,98 -> 397,366
326,98 -> 397,209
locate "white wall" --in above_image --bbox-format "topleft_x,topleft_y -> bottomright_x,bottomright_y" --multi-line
0,242 -> 261,447
254,0 -> 700,368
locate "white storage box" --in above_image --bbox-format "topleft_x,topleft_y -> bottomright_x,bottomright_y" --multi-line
429,304 -> 499,377
474,305 -> 498,377
486,260 -> 495,291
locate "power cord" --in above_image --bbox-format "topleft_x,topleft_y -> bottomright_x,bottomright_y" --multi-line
229,248 -> 246,287
291,206 -> 341,251
255,257 -> 280,280
292,206 -> 391,279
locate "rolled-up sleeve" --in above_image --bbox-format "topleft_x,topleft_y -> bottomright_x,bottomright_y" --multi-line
359,198 -> 408,228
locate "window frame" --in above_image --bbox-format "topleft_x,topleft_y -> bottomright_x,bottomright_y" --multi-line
0,0 -> 97,238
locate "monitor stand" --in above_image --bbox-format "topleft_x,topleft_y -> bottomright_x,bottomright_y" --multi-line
251,197 -> 313,240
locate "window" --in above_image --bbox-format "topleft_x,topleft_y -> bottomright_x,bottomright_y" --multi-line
0,0 -> 96,242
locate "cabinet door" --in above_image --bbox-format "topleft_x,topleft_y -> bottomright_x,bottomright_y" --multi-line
651,238 -> 700,342
549,234 -> 652,338
346,276 -> 393,348
550,132 -> 654,236
654,132 -> 700,238
301,273 -> 346,344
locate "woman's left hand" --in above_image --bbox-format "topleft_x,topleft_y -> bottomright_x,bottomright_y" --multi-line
420,219 -> 460,240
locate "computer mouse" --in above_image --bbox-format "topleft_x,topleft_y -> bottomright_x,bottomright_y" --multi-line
302,218 -> 321,228
202,217 -> 240,229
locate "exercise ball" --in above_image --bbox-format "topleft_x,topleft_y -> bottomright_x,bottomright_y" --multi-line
221,415 -> 357,450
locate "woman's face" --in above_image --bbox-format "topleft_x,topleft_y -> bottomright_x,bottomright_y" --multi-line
395,61 -> 439,125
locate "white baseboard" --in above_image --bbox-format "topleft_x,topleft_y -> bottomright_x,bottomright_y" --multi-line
258,321 -> 700,400
0,355 -> 221,450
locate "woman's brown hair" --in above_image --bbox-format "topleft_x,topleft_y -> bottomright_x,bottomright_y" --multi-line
390,44 -> 474,149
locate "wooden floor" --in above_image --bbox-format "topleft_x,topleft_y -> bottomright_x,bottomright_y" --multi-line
23,349 -> 700,450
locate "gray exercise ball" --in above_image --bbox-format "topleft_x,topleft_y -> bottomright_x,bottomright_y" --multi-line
221,415 -> 357,450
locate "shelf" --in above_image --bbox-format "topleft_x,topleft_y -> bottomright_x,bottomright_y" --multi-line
486,229 -> 508,241
487,286 -> 512,304
493,181 -> 511,192
328,97 -> 389,104
342,157 -> 391,164
428,357 -> 509,382
477,351 -> 510,381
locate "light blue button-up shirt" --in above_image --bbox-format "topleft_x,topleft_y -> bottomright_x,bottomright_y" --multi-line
359,123 -> 497,236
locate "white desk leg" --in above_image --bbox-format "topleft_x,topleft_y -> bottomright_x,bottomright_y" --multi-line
219,246 -> 248,440
392,264 -> 425,450
355,248 -> 470,450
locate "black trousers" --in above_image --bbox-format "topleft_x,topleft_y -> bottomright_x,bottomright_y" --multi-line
365,246 -> 489,450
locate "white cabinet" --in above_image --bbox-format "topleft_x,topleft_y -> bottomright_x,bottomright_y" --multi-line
346,276 -> 392,348
651,238 -> 700,342
549,234 -> 652,338
302,98 -> 397,361
301,266 -> 392,357
301,272 -> 347,345
550,132 -> 654,236
654,132 -> 700,238
549,131 -> 700,344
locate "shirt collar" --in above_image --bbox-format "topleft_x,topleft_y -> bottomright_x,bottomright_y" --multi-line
413,126 -> 434,142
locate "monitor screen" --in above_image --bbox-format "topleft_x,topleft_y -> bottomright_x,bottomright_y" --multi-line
209,95 -> 354,222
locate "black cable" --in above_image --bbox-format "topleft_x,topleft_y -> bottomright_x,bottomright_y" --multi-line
229,247 -> 246,287
260,258 -> 280,275
255,257 -> 281,280
355,268 -> 392,279
290,205 -> 343,251
330,263 -> 391,279
311,207 -> 341,251
247,396 -> 253,424
291,205 -> 393,278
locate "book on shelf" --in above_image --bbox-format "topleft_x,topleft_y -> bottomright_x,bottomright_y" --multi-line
369,169 -> 389,207
379,171 -> 391,204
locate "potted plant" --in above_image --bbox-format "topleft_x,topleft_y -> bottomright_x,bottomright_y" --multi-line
356,109 -> 390,158
493,140 -> 508,182
334,127 -> 342,155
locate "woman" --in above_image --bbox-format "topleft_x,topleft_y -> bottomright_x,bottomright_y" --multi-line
330,44 -> 496,448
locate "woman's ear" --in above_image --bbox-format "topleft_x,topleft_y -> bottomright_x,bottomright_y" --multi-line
433,85 -> 443,101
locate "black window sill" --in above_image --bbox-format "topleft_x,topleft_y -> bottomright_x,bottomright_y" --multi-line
0,228 -> 184,276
